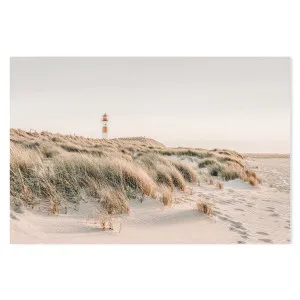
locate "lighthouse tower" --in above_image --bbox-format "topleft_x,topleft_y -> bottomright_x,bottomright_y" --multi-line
102,113 -> 109,139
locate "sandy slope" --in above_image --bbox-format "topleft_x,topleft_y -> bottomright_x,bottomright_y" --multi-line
191,157 -> 290,244
10,157 -> 290,244
10,198 -> 239,244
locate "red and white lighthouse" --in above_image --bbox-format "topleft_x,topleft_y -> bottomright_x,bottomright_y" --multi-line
102,113 -> 109,139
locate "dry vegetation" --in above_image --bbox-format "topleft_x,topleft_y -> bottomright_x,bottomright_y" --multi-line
198,156 -> 261,186
160,147 -> 259,186
160,185 -> 173,207
196,200 -> 213,216
10,129 -> 260,217
10,129 -> 197,215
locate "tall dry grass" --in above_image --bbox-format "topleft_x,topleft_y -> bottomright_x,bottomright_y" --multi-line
198,155 -> 260,186
196,199 -> 213,216
160,185 -> 173,207
10,130 -> 200,215
10,144 -> 159,215
10,129 -> 259,216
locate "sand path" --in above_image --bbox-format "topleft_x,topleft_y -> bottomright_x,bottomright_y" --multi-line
178,157 -> 290,244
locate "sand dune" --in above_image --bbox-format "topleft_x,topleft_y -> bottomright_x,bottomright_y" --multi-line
10,156 -> 290,244
11,198 -> 239,244
10,129 -> 289,244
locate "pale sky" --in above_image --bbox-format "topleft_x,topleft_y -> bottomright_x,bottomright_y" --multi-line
10,57 -> 291,153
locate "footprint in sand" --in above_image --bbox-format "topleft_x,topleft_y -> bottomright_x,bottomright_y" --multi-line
259,238 -> 273,243
229,227 -> 247,234
218,216 -> 229,222
265,207 -> 275,212
256,231 -> 268,236
223,200 -> 234,205
270,213 -> 279,217
241,234 -> 249,239
230,220 -> 244,229
230,227 -> 248,239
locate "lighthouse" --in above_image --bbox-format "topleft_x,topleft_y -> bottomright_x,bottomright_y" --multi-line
102,113 -> 109,139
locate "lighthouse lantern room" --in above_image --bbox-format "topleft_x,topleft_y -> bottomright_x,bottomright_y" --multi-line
102,113 -> 109,139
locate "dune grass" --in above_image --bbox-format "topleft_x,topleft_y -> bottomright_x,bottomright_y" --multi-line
160,185 -> 173,207
197,154 -> 260,186
209,162 -> 260,186
171,160 -> 198,183
198,158 -> 218,169
196,199 -> 213,216
10,129 -> 260,215
10,130 -> 201,215
135,153 -> 198,191
10,145 -> 158,215
159,148 -> 213,159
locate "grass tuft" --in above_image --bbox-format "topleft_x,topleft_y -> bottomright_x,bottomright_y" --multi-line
160,185 -> 173,207
171,161 -> 198,183
198,159 -> 218,169
196,200 -> 213,216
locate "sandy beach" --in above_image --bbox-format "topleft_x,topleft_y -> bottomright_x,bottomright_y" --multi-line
10,155 -> 290,244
